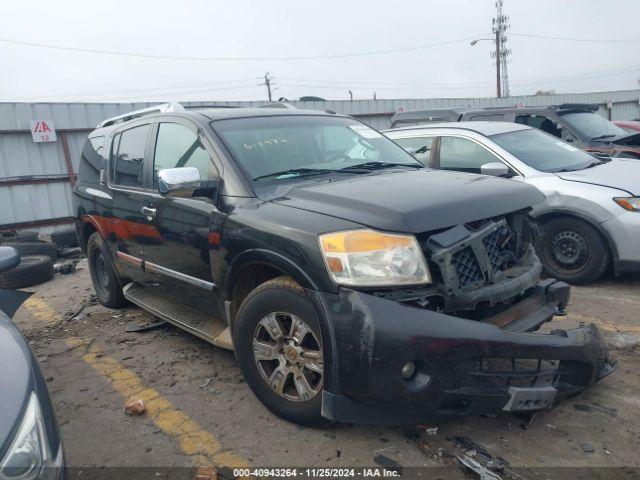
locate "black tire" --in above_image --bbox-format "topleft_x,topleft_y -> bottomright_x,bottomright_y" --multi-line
50,228 -> 79,248
0,255 -> 54,289
2,242 -> 58,261
87,232 -> 127,308
538,217 -> 610,284
235,276 -> 330,426
0,230 -> 39,244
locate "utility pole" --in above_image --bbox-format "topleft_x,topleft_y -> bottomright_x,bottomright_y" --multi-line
348,90 -> 353,101
494,28 -> 501,98
263,72 -> 274,102
492,0 -> 511,97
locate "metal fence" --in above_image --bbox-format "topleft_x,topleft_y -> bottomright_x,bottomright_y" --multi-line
1,89 -> 639,232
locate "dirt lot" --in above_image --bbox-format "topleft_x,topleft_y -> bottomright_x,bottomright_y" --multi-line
11,260 -> 640,479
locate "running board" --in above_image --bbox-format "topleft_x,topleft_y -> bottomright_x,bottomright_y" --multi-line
122,282 -> 233,351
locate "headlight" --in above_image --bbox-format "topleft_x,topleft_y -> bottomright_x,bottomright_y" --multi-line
319,229 -> 431,286
0,393 -> 59,480
613,197 -> 640,212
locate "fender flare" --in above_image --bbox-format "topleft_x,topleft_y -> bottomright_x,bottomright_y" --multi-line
222,249 -> 320,301
81,214 -> 108,239
531,208 -> 619,261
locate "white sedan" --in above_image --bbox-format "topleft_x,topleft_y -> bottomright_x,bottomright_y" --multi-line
385,122 -> 640,284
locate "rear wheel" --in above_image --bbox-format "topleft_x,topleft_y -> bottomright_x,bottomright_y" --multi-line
87,233 -> 127,308
538,217 -> 609,284
234,276 -> 329,426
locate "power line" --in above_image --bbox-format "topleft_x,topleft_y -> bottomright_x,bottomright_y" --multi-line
510,66 -> 640,86
511,33 -> 640,44
10,83 -> 263,102
0,35 -> 488,61
283,65 -> 640,89
10,78 -> 262,100
14,65 -> 639,102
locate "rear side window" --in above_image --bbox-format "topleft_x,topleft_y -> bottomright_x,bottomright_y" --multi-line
467,113 -> 508,121
152,123 -> 217,188
112,125 -> 150,188
78,136 -> 105,184
516,114 -> 562,138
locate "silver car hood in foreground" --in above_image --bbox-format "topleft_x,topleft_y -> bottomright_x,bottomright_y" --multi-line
555,158 -> 640,196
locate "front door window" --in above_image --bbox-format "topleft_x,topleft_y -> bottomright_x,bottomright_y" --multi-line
438,136 -> 502,174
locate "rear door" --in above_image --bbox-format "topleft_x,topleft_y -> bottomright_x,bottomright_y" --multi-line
138,119 -> 224,317
107,122 -> 154,282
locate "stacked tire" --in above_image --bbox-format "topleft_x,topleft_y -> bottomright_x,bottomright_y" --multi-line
0,255 -> 54,289
0,230 -> 55,288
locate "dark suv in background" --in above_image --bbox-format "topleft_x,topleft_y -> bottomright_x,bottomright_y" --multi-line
72,103 -> 613,425
391,104 -> 640,158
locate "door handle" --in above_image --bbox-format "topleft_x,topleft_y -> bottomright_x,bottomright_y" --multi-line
141,206 -> 157,220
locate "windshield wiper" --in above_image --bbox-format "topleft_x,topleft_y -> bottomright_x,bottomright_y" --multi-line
253,168 -> 337,181
591,134 -> 618,141
583,160 -> 605,169
339,161 -> 423,172
556,160 -> 604,173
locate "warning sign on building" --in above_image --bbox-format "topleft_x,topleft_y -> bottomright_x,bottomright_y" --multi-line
30,120 -> 57,143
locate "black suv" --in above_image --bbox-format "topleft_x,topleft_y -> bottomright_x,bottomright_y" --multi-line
73,103 -> 614,425
391,104 -> 640,159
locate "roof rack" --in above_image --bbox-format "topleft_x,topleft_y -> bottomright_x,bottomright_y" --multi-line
553,103 -> 599,112
97,102 -> 185,128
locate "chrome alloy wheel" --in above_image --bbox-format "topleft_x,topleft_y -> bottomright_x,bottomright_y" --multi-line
252,312 -> 323,402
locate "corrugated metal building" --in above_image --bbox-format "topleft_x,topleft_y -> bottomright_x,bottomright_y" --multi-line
1,89 -> 639,232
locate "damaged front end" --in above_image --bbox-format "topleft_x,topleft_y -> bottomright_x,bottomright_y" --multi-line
311,210 -> 615,424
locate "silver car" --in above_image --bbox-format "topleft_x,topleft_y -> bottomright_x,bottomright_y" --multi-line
385,122 -> 640,284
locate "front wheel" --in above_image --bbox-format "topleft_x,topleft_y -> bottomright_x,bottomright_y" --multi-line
538,217 -> 610,284
234,277 -> 329,426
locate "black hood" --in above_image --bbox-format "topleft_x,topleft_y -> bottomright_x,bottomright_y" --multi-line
270,169 -> 544,233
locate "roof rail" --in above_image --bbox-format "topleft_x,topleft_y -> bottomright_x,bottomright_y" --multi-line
97,102 -> 185,128
554,103 -> 599,112
258,101 -> 297,109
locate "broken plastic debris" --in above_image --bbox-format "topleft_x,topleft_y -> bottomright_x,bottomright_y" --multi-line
193,466 -> 217,480
124,397 -> 146,415
580,442 -> 595,453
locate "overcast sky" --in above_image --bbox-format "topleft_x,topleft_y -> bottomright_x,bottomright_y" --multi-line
1,0 -> 639,103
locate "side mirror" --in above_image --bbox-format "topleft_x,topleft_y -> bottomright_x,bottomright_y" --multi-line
99,169 -> 106,185
157,167 -> 202,197
481,162 -> 510,177
0,246 -> 20,273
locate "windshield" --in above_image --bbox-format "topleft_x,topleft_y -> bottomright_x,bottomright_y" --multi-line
560,111 -> 626,139
211,115 -> 420,181
490,128 -> 598,173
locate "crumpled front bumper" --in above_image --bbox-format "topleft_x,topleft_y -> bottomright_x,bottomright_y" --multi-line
308,280 -> 615,425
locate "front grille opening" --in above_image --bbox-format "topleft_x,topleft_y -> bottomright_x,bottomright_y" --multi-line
467,358 -> 561,389
452,246 -> 484,289
483,226 -> 517,272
